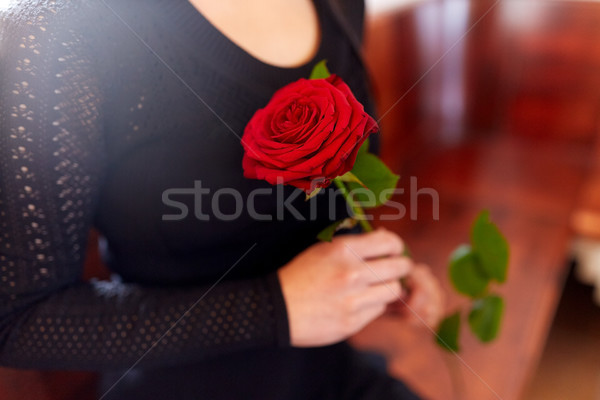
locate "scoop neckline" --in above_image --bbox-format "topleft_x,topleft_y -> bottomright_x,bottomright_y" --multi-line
178,0 -> 326,75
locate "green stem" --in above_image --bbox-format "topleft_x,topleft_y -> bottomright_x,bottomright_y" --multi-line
333,177 -> 412,292
333,177 -> 373,232
331,177 -> 411,257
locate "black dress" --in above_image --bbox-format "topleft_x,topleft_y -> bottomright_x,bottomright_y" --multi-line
0,0 -> 421,398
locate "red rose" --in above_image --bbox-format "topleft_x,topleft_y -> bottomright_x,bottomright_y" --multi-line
241,75 -> 379,193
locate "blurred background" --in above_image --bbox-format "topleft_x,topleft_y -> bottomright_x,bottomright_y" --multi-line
2,0 -> 600,399
353,0 -> 600,399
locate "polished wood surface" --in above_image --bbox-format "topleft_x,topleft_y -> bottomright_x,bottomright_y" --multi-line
572,140 -> 600,239
352,136 -> 591,400
351,1 -> 600,399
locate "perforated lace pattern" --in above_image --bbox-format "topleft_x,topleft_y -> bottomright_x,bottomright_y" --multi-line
0,1 -> 284,370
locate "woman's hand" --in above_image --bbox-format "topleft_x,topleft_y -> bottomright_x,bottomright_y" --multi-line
278,228 -> 413,347
348,263 -> 444,361
387,263 -> 444,328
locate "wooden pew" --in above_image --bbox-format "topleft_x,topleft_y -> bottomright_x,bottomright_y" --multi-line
351,1 -> 600,399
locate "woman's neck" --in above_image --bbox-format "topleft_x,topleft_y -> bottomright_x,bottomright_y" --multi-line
187,0 -> 321,68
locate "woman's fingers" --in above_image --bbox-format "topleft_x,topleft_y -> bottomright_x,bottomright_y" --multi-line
334,230 -> 412,288
337,228 -> 404,260
358,256 -> 413,285
353,279 -> 403,310
391,264 -> 445,328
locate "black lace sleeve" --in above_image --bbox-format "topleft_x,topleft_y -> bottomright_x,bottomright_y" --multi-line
0,2 -> 289,371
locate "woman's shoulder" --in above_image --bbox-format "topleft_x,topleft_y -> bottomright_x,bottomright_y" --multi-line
0,0 -> 116,76
0,0 -> 105,46
0,0 -> 92,26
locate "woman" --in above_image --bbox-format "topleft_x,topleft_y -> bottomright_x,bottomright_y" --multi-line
0,0 -> 442,398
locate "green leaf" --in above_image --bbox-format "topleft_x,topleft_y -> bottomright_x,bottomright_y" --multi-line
338,171 -> 366,187
471,210 -> 509,283
305,187 -> 322,200
435,311 -> 461,352
358,138 -> 370,154
309,60 -> 331,80
449,244 -> 490,298
468,295 -> 504,343
317,220 -> 342,242
346,152 -> 399,208
316,218 -> 357,242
